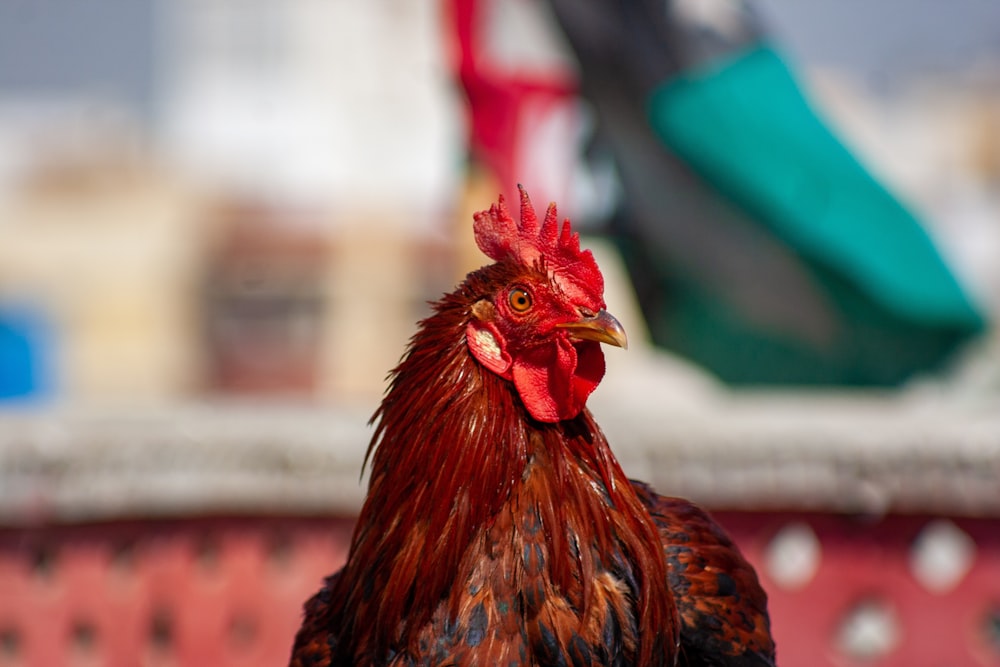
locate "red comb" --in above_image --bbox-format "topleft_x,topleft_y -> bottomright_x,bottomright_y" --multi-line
473,186 -> 604,300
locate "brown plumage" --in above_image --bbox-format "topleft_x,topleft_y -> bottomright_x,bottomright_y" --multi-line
290,188 -> 775,666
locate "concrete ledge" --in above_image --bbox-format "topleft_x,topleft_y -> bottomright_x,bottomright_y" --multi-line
1,376 -> 998,524
0,402 -> 373,524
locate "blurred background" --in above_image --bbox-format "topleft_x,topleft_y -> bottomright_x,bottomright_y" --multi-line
0,0 -> 999,665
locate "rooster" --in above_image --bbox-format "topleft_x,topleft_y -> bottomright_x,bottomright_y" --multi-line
290,187 -> 775,666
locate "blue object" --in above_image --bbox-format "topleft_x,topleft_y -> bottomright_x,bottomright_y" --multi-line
0,303 -> 52,400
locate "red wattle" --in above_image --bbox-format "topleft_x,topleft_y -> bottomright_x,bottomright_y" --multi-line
512,339 -> 605,422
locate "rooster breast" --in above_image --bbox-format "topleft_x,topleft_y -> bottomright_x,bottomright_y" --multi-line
403,441 -> 666,665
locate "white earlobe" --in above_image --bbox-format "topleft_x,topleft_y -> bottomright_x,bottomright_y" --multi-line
466,321 -> 512,377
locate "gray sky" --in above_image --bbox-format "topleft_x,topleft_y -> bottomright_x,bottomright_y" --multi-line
0,0 -> 156,115
756,0 -> 1000,88
0,0 -> 997,120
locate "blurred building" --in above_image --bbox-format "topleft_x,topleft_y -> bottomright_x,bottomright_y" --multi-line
0,0 -> 462,405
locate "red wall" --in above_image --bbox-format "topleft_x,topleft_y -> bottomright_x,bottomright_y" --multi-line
1,512 -> 998,666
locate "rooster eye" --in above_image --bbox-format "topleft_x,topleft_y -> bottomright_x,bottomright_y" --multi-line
508,287 -> 533,312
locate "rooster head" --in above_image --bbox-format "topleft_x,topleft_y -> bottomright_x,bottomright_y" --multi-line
466,186 -> 627,423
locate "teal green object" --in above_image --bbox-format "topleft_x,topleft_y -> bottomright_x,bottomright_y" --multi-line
639,44 -> 983,385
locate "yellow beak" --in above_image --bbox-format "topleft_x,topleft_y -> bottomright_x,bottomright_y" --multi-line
557,309 -> 628,350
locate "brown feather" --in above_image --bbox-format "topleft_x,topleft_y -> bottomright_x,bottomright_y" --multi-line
290,260 -> 682,665
633,483 -> 776,666
290,215 -> 775,665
